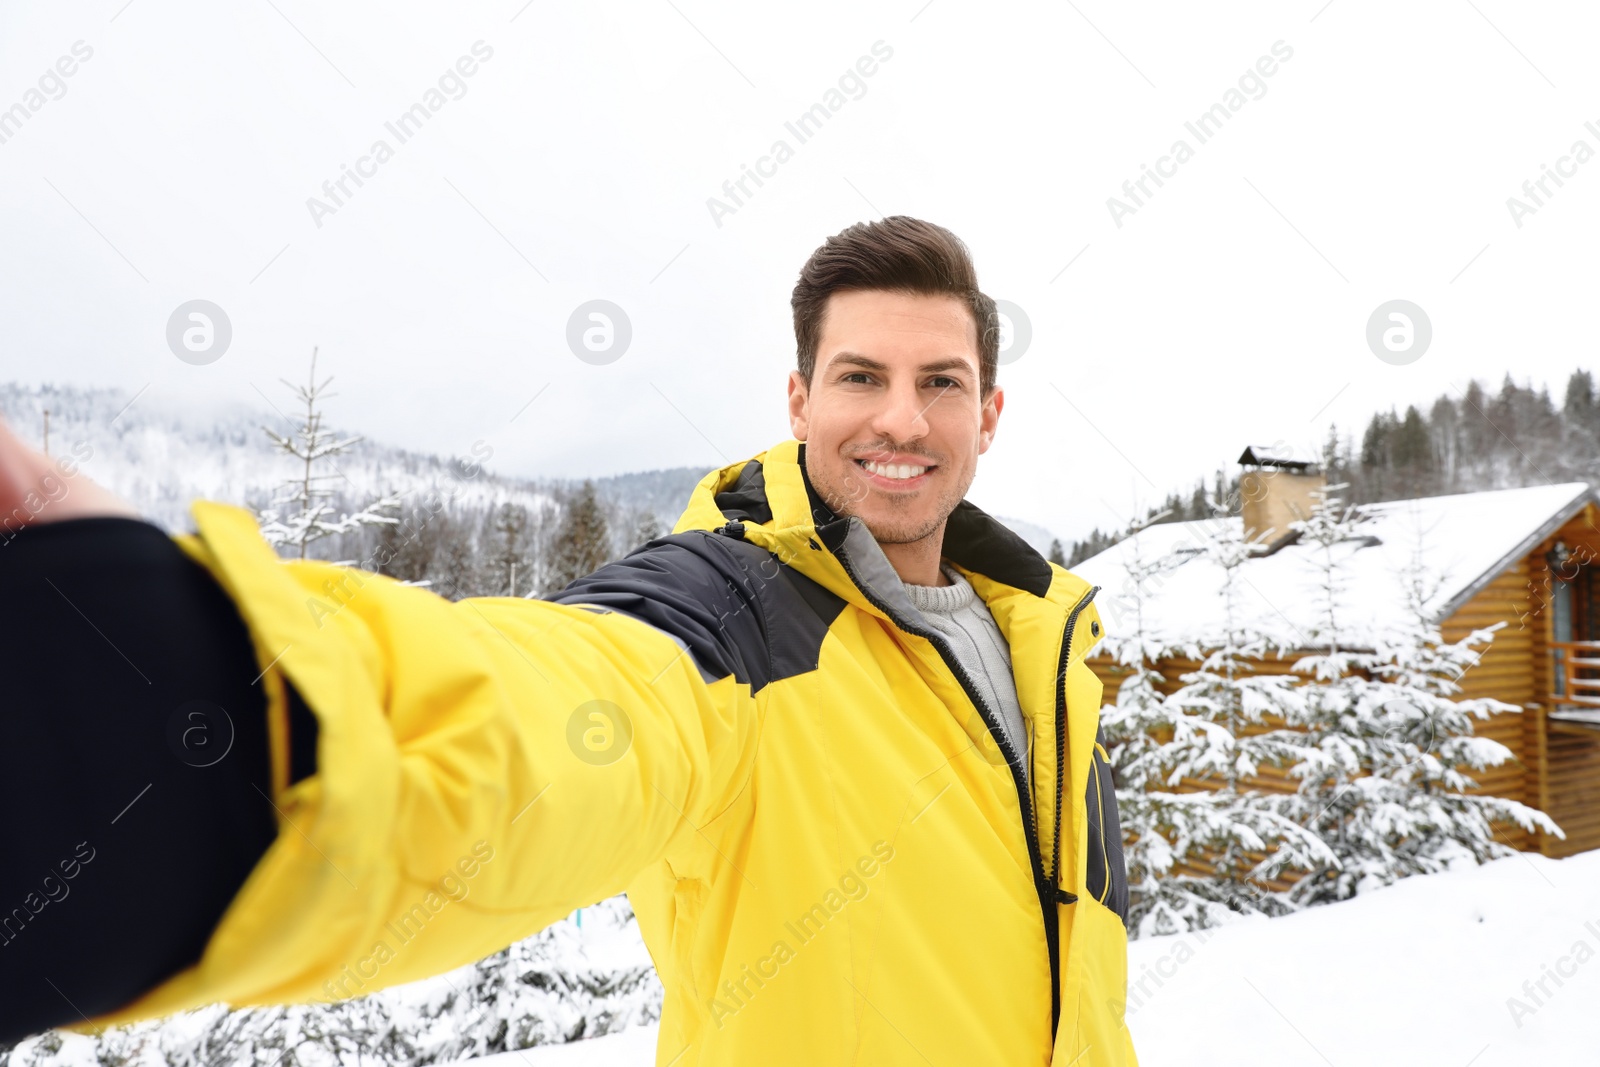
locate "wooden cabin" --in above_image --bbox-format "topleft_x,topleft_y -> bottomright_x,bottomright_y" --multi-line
1073,450 -> 1600,858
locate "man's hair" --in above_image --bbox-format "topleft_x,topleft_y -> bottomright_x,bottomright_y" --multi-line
791,216 -> 999,397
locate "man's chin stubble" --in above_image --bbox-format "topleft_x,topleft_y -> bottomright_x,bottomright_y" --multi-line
819,479 -> 952,542
854,506 -> 946,546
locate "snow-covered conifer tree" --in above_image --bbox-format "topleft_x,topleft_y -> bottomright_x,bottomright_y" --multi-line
1100,511 -> 1233,935
409,897 -> 660,1061
1100,500 -> 1333,936
3,901 -> 662,1067
1285,494 -> 1563,902
544,480 -> 611,595
1151,495 -> 1335,923
255,348 -> 400,559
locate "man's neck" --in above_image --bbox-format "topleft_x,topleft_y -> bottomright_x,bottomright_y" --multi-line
879,534 -> 951,587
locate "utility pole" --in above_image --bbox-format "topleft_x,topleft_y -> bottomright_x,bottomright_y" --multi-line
41,409 -> 49,456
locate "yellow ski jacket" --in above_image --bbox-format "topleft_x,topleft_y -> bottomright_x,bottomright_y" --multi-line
88,437 -> 1136,1066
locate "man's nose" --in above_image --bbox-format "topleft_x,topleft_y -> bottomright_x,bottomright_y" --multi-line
871,381 -> 929,444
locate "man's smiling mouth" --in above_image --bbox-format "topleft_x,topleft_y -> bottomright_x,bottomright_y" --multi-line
854,457 -> 936,482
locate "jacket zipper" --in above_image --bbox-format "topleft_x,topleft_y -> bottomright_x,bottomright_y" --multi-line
832,547 -> 1064,1038
1049,586 -> 1100,894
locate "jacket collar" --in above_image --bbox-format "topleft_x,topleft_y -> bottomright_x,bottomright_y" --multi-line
671,438 -> 1094,626
675,438 -> 1108,904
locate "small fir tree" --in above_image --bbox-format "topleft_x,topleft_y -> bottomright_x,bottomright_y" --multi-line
1101,501 -> 1335,935
1154,497 -> 1334,922
255,348 -> 399,558
1100,511 -> 1240,935
1284,493 -> 1563,902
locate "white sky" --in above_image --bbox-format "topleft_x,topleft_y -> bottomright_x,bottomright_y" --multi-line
1,0 -> 1596,543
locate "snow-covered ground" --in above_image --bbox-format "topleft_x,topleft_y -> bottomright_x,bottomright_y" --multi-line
466,1026 -> 658,1067
472,849 -> 1600,1066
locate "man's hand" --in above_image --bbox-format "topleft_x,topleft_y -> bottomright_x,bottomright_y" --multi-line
0,416 -> 139,525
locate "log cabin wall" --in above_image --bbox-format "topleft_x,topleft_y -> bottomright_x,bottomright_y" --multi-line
1088,651 -> 1306,800
1087,506 -> 1600,859
1086,651 -> 1305,890
1438,559 -> 1536,849
1515,502 -> 1600,857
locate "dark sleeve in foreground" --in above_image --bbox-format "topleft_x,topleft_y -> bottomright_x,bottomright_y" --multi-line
543,530 -> 777,691
0,517 -> 278,1045
545,527 -> 845,697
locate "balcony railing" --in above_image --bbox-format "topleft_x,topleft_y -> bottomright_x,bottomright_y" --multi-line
1551,640 -> 1600,707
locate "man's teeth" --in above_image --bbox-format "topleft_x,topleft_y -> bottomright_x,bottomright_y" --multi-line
859,459 -> 929,480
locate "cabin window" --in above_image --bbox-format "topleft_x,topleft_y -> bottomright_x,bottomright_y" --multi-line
1547,539 -> 1596,704
1554,578 -> 1572,697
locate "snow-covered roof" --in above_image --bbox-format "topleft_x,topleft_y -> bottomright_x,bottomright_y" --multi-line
1074,482 -> 1595,648
1238,444 -> 1313,470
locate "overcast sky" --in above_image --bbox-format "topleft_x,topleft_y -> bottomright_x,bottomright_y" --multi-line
1,0 -> 1596,542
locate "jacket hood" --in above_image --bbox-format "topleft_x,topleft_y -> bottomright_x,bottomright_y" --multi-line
671,437 -> 1095,626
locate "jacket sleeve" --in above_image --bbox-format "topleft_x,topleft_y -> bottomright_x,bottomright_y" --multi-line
89,500 -> 768,1029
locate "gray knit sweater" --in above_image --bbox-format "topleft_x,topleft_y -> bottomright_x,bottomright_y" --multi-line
900,561 -> 1030,784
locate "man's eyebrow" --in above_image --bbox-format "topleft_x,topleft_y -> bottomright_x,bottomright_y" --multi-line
827,352 -> 977,377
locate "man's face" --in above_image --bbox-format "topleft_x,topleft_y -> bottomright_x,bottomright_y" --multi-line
787,289 -> 1003,546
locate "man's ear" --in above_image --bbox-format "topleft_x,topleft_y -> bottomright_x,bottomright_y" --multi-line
978,386 -> 1003,454
787,370 -> 810,440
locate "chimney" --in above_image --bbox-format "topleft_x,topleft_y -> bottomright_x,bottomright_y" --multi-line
1237,445 -> 1326,545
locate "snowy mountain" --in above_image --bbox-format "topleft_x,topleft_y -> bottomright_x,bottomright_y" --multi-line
0,382 -> 705,546
0,383 -> 1065,558
995,514 -> 1064,559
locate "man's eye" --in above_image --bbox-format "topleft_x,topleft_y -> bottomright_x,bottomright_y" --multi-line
929,376 -> 959,389
843,372 -> 872,384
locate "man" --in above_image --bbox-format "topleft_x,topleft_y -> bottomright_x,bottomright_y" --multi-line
0,216 -> 1134,1064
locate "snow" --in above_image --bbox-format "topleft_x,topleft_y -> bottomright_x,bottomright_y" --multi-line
4,900 -> 661,1067
464,851 -> 1600,1066
1123,848 -> 1600,1066
1074,482 -> 1594,647
464,1026 -> 658,1067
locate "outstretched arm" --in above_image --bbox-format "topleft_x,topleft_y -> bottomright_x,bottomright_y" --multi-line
0,420 -> 767,1040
